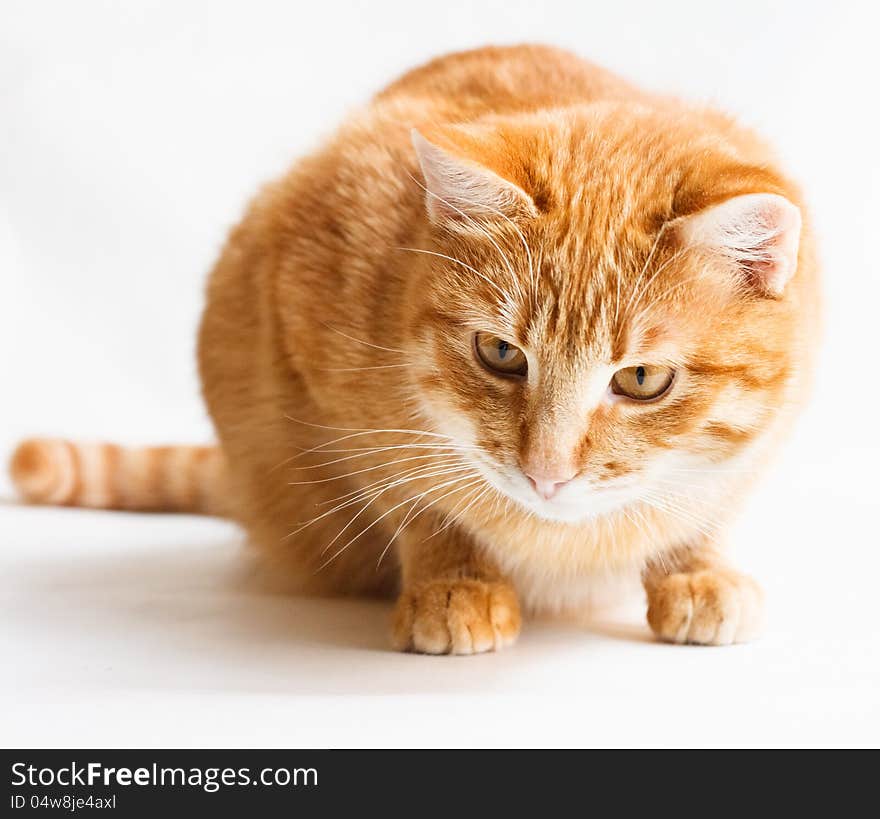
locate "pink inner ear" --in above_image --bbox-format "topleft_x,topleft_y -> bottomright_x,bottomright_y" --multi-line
679,193 -> 802,296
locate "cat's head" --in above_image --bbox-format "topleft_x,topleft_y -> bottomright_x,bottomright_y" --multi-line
405,107 -> 808,523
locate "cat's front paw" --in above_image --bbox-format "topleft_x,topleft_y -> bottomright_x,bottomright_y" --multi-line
646,568 -> 764,646
392,578 -> 521,655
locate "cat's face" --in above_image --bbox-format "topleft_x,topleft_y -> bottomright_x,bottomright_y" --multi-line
406,119 -> 802,523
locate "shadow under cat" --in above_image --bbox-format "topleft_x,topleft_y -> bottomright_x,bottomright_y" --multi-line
3,505 -> 658,696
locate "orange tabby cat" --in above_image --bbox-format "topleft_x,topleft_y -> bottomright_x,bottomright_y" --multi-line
11,45 -> 820,653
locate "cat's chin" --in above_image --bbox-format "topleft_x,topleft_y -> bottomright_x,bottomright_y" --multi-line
521,503 -> 601,524
503,488 -> 631,525
516,500 -> 615,525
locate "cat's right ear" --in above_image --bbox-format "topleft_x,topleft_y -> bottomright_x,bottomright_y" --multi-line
411,129 -> 538,228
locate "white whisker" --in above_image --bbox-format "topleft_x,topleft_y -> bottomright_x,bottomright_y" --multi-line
286,461 -> 471,542
315,472 -> 479,574
288,453 -> 471,486
426,482 -> 492,541
395,246 -> 514,308
288,428 -> 452,463
316,363 -> 413,372
317,459 -> 464,508
319,321 -> 408,355
619,224 -> 672,328
375,476 -> 484,568
292,445 -> 473,472
284,415 -> 458,439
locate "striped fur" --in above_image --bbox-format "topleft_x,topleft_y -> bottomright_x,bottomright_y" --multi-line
10,439 -> 227,516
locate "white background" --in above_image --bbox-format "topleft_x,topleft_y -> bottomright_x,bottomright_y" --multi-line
2,0 -> 878,748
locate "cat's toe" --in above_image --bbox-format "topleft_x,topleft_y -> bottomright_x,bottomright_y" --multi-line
646,568 -> 763,646
392,578 -> 521,655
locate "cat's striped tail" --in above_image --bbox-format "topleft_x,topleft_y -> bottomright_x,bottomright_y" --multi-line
9,438 -> 229,516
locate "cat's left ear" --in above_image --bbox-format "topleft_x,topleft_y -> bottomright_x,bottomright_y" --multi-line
677,193 -> 802,296
411,129 -> 538,227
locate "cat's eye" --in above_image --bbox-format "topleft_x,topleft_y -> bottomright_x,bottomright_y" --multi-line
611,365 -> 674,401
474,333 -> 527,377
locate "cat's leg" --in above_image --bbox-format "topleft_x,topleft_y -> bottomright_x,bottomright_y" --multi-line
391,520 -> 521,655
642,545 -> 764,646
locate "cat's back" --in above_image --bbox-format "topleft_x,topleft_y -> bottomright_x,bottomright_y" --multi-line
374,44 -> 642,121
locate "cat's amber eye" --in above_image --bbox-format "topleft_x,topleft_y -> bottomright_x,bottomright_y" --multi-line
611,365 -> 674,401
474,333 -> 527,377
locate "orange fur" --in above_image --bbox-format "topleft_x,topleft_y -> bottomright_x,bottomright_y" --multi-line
10,45 -> 820,653
11,439 -> 227,515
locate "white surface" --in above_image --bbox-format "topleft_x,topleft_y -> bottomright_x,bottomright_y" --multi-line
2,1 -> 879,748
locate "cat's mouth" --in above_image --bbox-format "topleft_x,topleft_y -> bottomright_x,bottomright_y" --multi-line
515,483 -> 639,523
470,453 -> 639,524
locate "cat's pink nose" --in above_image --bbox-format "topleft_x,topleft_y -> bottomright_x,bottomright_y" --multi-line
525,472 -> 572,500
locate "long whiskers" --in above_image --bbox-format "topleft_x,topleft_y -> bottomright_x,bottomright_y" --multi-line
315,464 -> 474,557
426,482 -> 492,542
288,452 -> 472,486
314,471 -> 479,574
284,415 -> 461,439
375,475 -> 485,569
275,416 -> 465,471
285,459 -> 472,541
616,223 -> 669,333
317,461 -> 460,509
614,223 -> 666,330
619,243 -> 687,332
638,488 -> 720,540
395,246 -> 515,311
316,363 -> 414,372
319,321 -> 408,355
291,444 -> 476,472
284,427 -> 457,465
